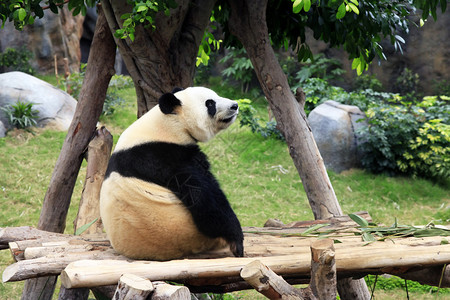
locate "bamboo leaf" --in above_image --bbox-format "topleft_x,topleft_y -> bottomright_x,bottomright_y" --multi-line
303,223 -> 330,235
75,218 -> 98,236
349,213 -> 369,227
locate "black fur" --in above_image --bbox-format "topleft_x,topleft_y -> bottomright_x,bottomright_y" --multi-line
105,142 -> 244,257
205,99 -> 216,117
159,93 -> 181,114
171,87 -> 184,94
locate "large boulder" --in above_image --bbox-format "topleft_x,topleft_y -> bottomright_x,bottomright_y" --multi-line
308,101 -> 367,173
0,72 -> 77,131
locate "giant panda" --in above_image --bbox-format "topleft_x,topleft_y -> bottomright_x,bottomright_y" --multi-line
99,87 -> 244,260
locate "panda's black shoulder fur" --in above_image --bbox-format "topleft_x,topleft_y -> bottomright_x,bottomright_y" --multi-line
105,142 -> 243,254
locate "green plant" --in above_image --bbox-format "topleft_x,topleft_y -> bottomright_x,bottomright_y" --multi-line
0,47 -> 35,74
353,74 -> 383,92
357,95 -> 450,180
237,99 -> 284,141
58,68 -> 132,116
220,48 -> 255,93
293,53 -> 345,84
394,68 -> 421,104
0,101 -> 39,129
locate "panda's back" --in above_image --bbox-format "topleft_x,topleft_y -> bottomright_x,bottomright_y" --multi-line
100,142 -> 228,260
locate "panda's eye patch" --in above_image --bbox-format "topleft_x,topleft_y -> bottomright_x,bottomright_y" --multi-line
205,99 -> 217,117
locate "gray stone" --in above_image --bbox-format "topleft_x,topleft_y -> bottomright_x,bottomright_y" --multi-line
0,71 -> 76,131
0,121 -> 6,138
308,100 -> 367,173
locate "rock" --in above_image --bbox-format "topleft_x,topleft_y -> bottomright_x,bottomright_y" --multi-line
0,121 -> 6,138
308,101 -> 367,173
0,72 -> 77,131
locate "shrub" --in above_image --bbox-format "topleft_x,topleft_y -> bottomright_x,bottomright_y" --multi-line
0,101 -> 39,129
57,66 -> 132,116
220,47 -> 255,93
237,99 -> 284,141
353,74 -> 383,92
0,47 -> 35,74
357,95 -> 450,180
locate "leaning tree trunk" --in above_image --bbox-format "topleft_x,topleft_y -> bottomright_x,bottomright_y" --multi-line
101,0 -> 217,116
227,0 -> 370,299
21,7 -> 116,300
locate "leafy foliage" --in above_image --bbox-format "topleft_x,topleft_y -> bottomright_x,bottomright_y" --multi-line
358,95 -> 450,180
237,99 -> 284,141
57,66 -> 133,116
0,47 -> 35,74
0,0 -> 97,30
0,100 -> 39,129
220,48 -> 255,93
114,0 -> 177,41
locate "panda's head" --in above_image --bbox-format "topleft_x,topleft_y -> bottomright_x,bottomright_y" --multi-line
158,87 -> 239,143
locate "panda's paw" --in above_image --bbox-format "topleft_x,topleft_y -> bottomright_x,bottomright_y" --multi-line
230,240 -> 244,257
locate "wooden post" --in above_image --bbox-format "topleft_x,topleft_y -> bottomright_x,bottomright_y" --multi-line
21,5 -> 116,300
152,281 -> 190,300
58,127 -> 113,299
73,126 -> 113,235
113,274 -> 154,300
240,260 -> 306,299
309,239 -> 337,299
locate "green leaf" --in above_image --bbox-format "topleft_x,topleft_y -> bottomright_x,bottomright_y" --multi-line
347,3 -> 359,14
303,0 -> 311,12
362,231 -> 377,242
336,3 -> 346,19
136,5 -> 148,12
75,218 -> 98,236
293,0 -> 304,13
349,213 -> 369,227
17,8 -> 26,21
303,223 -> 330,235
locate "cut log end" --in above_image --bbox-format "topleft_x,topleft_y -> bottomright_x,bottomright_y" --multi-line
113,273 -> 154,300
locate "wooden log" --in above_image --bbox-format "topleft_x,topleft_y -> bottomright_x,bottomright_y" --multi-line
152,281 -> 190,300
2,249 -> 126,282
0,226 -> 68,250
113,274 -> 154,300
309,239 -> 336,299
59,243 -> 450,289
60,255 -> 311,289
56,287 -> 90,300
73,127 -> 113,235
398,264 -> 450,288
7,234 -> 110,261
240,260 -> 305,299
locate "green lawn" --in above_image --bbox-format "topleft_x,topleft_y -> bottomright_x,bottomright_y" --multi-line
0,82 -> 449,299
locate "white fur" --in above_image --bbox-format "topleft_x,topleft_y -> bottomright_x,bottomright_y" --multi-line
114,87 -> 238,151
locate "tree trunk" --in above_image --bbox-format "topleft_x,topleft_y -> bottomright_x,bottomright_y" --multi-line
226,0 -> 370,298
101,0 -> 217,116
21,6 -> 116,300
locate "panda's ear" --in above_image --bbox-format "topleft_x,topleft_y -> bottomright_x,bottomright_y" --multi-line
159,93 -> 182,114
171,87 -> 183,94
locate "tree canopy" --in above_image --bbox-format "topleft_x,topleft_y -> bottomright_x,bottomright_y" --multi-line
1,0 -> 447,75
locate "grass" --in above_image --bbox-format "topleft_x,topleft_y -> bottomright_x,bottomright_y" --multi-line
0,80 -> 449,299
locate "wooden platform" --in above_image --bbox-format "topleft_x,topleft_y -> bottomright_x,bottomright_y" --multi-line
1,212 -> 450,293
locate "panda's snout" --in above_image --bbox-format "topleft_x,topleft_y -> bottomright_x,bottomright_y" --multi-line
230,103 -> 239,111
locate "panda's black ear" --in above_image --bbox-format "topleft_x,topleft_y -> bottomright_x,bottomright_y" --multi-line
159,93 -> 181,114
171,87 -> 183,94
